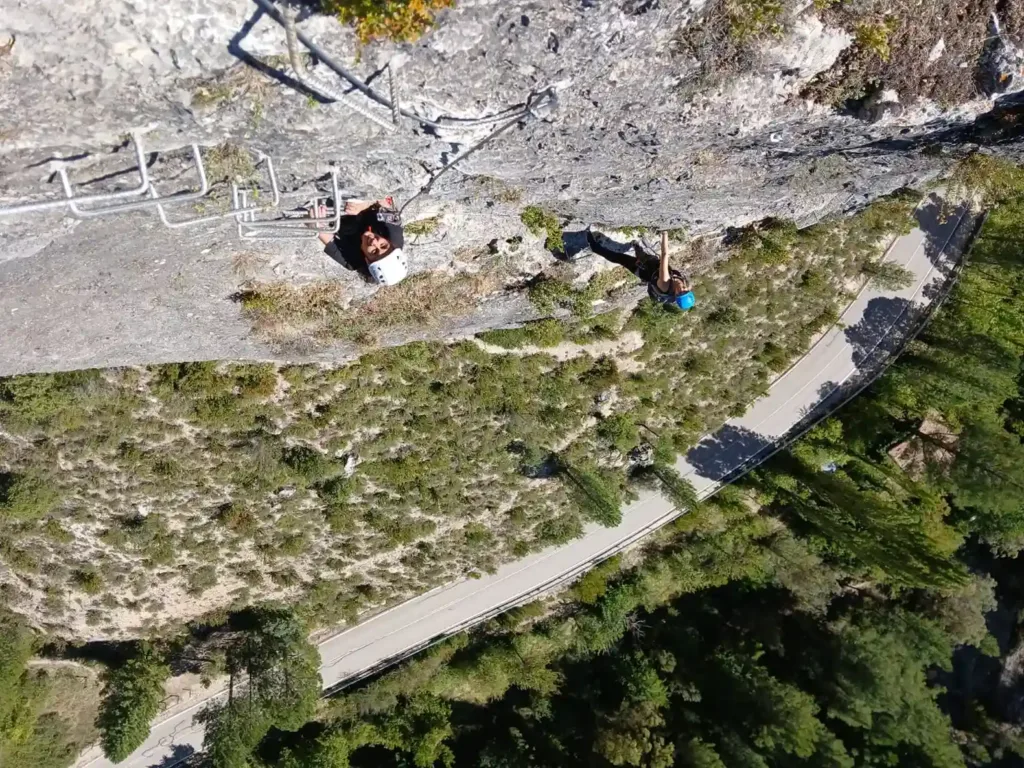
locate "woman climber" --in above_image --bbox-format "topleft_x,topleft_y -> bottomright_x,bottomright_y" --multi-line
311,197 -> 407,286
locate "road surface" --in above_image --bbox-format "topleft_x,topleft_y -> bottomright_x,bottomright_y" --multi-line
74,196 -> 976,768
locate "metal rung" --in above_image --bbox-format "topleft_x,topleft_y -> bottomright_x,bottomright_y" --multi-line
150,155 -> 282,229
234,170 -> 340,231
0,133 -> 151,218
234,171 -> 342,240
60,144 -> 208,218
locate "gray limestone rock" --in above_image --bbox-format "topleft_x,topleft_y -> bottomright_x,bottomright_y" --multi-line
0,0 -> 1021,375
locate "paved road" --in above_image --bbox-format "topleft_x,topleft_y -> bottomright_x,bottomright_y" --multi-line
74,197 -> 975,768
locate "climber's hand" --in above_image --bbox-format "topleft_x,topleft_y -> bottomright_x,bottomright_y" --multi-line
307,204 -> 328,229
345,200 -> 371,215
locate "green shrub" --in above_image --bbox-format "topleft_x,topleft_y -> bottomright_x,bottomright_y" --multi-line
0,369 -> 101,428
97,644 -> 170,763
727,0 -> 785,41
947,153 -> 1024,205
405,216 -> 442,236
754,342 -> 791,373
736,218 -> 797,266
535,514 -> 584,546
322,0 -> 454,42
529,273 -> 623,319
216,504 -> 260,538
855,18 -> 898,62
529,277 -> 576,314
479,319 -> 567,349
572,555 -> 623,604
597,414 -> 641,453
71,568 -> 104,595
0,473 -> 60,521
232,364 -> 278,400
187,566 -> 219,595
521,206 -> 565,255
283,446 -> 336,485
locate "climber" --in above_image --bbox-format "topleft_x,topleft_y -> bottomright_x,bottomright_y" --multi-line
587,229 -> 696,310
312,198 -> 407,286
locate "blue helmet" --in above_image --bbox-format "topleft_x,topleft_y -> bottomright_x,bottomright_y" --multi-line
675,291 -> 696,311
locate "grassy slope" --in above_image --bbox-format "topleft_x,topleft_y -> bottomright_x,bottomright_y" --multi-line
0,194 -> 915,639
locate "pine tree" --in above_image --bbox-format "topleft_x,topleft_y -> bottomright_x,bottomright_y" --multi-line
97,644 -> 169,763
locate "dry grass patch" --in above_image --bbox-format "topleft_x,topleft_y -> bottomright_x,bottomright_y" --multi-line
238,270 -> 504,348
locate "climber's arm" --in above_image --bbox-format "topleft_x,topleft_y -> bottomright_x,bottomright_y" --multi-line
656,230 -> 672,292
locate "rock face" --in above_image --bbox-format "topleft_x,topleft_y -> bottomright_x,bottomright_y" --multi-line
0,0 -> 1020,375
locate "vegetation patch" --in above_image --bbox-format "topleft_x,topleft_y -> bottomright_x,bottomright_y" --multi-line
478,318 -> 567,349
527,269 -> 633,318
672,0 -> 789,97
185,177 -> 1024,768
726,0 -> 785,41
947,152 -> 1024,204
404,215 -> 442,237
520,206 -> 566,256
237,270 -> 503,348
203,142 -> 258,185
0,615 -> 104,768
96,644 -> 169,762
322,0 -> 455,43
0,193 -> 918,639
803,0 -> 1011,108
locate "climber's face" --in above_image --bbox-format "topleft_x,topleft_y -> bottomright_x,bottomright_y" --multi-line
361,229 -> 393,262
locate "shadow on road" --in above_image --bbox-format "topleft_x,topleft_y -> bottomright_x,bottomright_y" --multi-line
686,424 -> 773,483
843,296 -> 915,366
149,744 -> 196,768
916,194 -> 971,275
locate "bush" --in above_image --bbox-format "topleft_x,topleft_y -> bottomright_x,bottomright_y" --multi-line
283,445 -> 336,485
479,319 -> 566,349
572,556 -> 623,605
71,568 -> 104,595
727,0 -> 785,41
535,514 -> 584,546
97,644 -> 170,763
323,0 -> 454,42
233,364 -> 278,400
855,19 -> 897,62
521,206 -> 565,255
187,566 -> 219,595
754,342 -> 791,373
947,153 -> 1024,205
528,277 -> 576,314
597,414 -> 641,453
0,473 -> 60,521
736,218 -> 797,266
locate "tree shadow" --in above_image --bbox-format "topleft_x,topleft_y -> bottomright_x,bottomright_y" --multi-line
914,194 -> 973,275
39,639 -> 138,668
685,424 -> 773,483
797,380 -> 844,420
148,744 -> 197,768
843,296 -> 916,367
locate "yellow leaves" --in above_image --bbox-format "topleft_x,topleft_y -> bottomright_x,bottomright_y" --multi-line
324,0 -> 456,43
